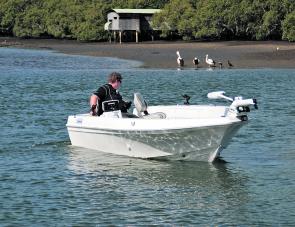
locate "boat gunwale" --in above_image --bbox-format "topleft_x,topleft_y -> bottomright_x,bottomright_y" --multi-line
66,119 -> 244,133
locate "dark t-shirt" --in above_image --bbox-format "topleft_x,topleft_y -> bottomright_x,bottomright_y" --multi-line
93,84 -> 122,116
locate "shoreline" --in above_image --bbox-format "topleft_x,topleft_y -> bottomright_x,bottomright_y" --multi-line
1,37 -> 295,69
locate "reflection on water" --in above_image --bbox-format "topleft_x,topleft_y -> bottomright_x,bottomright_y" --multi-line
67,147 -> 250,224
67,146 -> 249,191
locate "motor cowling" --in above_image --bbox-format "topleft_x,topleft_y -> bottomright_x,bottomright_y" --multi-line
228,97 -> 258,121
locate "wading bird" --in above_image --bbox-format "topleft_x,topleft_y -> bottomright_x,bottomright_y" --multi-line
176,51 -> 184,67
205,54 -> 216,67
193,57 -> 200,68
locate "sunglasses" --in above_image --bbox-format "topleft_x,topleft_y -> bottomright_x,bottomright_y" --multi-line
117,79 -> 122,83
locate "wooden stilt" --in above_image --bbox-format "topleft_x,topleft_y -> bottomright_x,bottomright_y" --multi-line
135,31 -> 139,43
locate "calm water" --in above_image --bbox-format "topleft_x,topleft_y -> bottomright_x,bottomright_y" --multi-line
1,48 -> 295,226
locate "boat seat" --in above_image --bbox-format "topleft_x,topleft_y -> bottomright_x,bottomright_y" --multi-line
134,93 -> 166,119
121,112 -> 139,118
142,112 -> 166,119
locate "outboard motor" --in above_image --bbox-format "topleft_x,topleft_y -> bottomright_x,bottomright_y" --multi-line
229,97 -> 258,121
207,91 -> 258,121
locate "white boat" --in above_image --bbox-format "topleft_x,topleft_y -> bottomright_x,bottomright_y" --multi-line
66,91 -> 257,162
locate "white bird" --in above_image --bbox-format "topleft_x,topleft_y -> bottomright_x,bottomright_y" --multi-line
205,54 -> 215,67
193,57 -> 200,67
176,51 -> 184,67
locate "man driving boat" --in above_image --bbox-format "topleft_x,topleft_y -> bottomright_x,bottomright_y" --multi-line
90,72 -> 131,116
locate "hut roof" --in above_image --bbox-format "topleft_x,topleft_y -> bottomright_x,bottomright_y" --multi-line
112,9 -> 161,14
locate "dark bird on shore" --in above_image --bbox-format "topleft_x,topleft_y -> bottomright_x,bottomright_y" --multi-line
193,57 -> 200,67
228,60 -> 233,67
218,62 -> 223,69
205,54 -> 216,67
176,51 -> 184,67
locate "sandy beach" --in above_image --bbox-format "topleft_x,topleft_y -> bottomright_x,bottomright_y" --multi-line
1,37 -> 294,69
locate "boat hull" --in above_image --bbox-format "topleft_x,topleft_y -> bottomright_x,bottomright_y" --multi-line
67,119 -> 244,162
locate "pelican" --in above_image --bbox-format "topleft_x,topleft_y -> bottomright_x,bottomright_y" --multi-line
176,51 -> 184,67
227,60 -> 233,67
193,57 -> 200,67
205,54 -> 215,67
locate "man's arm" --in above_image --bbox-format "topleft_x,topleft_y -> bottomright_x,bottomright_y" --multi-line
90,94 -> 99,115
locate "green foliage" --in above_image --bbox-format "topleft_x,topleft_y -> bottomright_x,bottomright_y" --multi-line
13,9 -> 44,37
153,0 -> 295,41
44,1 -> 75,38
152,0 -> 196,39
194,0 -> 221,39
0,0 -> 293,41
72,2 -> 110,41
0,0 -> 28,34
282,11 -> 295,41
